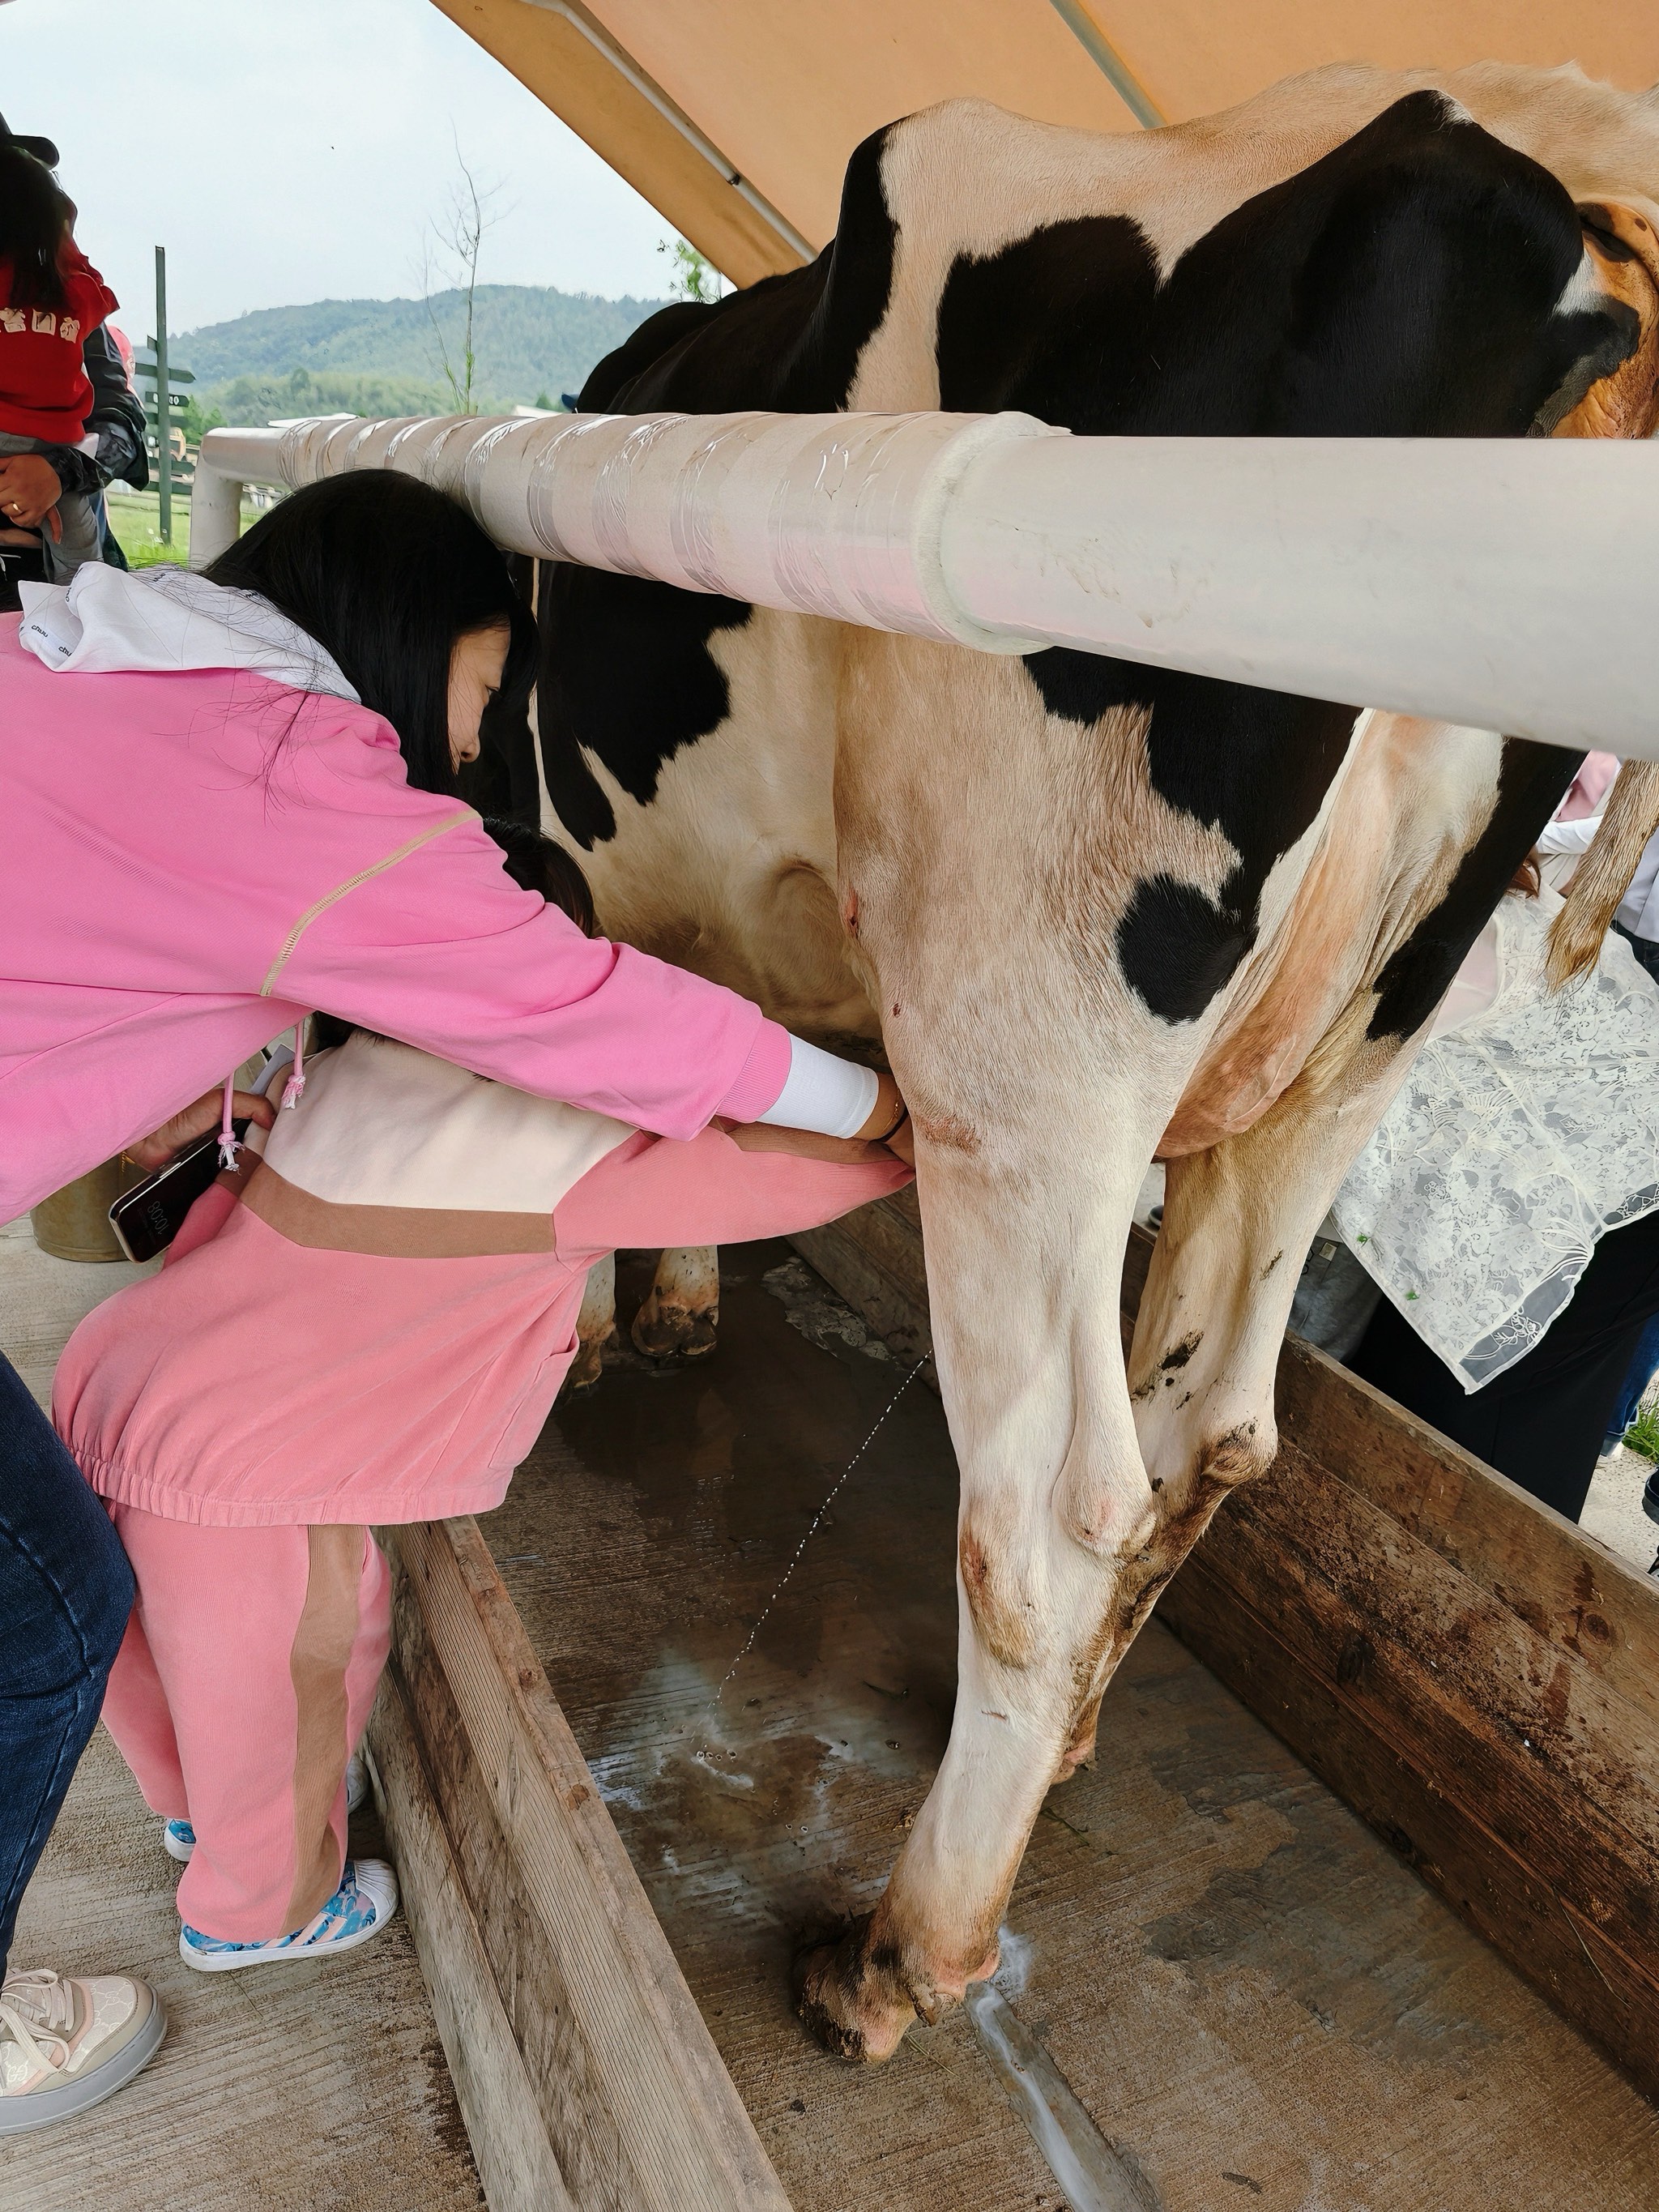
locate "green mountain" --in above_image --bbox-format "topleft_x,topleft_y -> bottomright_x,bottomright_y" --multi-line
179,284 -> 669,425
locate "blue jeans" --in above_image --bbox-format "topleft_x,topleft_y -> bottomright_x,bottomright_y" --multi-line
1606,1311 -> 1659,1449
0,1353 -> 134,1974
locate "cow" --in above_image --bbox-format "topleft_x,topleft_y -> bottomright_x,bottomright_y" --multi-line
501,62 -> 1659,2062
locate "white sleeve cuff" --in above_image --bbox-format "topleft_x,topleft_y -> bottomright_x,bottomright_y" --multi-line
753,1036 -> 881,1139
1537,815 -> 1601,857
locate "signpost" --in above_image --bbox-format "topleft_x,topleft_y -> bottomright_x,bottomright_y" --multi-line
134,246 -> 195,542
154,247 -> 170,543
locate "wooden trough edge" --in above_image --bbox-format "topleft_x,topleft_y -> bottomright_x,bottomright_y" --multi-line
791,1190 -> 1659,2106
366,1516 -> 795,2212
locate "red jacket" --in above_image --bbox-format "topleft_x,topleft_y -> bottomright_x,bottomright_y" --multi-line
0,242 -> 118,441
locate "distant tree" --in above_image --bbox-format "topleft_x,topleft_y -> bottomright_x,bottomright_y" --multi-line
420,138 -> 506,415
533,389 -> 556,411
659,237 -> 723,304
179,394 -> 225,449
199,367 -> 456,428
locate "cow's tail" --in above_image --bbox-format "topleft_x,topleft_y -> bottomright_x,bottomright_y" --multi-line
1546,758 -> 1659,989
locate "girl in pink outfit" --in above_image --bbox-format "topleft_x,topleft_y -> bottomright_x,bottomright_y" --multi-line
1,468 -> 905,2116
53,821 -> 912,1971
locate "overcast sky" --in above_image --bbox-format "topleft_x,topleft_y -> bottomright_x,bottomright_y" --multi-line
0,0 -> 676,335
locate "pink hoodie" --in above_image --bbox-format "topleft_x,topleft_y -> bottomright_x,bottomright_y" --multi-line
53,1033 -> 911,1527
0,616 -> 791,1219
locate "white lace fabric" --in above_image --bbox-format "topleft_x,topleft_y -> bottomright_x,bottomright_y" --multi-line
1333,889 -> 1659,1393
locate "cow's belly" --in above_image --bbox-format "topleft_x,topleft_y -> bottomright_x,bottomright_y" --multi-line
544,613 -> 881,1047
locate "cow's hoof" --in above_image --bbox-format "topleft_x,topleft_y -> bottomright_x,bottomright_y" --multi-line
630,1294 -> 719,1363
793,1920 -> 915,2065
563,1325 -> 615,1397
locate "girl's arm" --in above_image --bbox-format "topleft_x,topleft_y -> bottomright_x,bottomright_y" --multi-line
275,813 -> 792,1142
553,1123 -> 912,1261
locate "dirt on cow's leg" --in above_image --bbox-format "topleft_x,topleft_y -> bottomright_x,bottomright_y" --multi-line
631,1245 -> 720,1362
1054,1688 -> 1106,1781
565,1252 -> 617,1396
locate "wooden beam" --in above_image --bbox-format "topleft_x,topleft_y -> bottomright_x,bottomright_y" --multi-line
374,1517 -> 795,2212
427,0 -> 806,288
789,1199 -> 1659,2100
366,1672 -> 577,2212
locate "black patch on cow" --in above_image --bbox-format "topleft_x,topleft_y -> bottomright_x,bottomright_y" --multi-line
1117,877 -> 1250,1023
537,127 -> 901,836
1088,668 -> 1356,1019
937,94 -> 1630,438
1367,739 -> 1581,1041
536,572 -> 753,846
932,94 -> 1633,1021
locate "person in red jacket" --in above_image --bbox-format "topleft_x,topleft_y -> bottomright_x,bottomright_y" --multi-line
0,119 -> 118,582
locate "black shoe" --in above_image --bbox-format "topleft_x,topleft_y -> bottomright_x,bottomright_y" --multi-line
1642,1470 -> 1659,1529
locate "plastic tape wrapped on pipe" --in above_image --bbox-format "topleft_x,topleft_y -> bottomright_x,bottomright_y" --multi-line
525,414 -> 632,565
669,416 -> 779,595
764,415 -> 941,637
594,415 -> 698,580
513,408 -> 1067,645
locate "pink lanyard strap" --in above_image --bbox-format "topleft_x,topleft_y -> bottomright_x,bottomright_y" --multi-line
216,1071 -> 241,1170
280,1023 -> 307,1109
217,1022 -> 308,1169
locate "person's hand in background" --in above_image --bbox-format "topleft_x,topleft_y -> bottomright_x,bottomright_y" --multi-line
0,451 -> 64,536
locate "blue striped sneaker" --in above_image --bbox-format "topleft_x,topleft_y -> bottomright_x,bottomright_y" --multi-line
162,1754 -> 369,1861
178,1859 -> 398,1972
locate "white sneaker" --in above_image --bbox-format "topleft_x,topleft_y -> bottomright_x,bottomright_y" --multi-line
0,1966 -> 166,2133
163,1752 -> 370,1861
178,1858 -> 399,1973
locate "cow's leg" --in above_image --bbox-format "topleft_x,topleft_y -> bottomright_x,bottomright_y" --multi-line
797,1132 -> 1172,2060
632,1245 -> 721,1362
565,1252 -> 617,1395
1082,1027 -> 1422,1757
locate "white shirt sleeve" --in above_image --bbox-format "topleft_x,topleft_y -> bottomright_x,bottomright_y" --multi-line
753,1036 -> 881,1138
1537,814 -> 1601,858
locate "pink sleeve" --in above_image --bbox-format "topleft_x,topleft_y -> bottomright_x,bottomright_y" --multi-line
275,814 -> 791,1142
553,1125 -> 912,1259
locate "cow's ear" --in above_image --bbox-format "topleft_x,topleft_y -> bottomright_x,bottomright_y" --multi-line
1554,203 -> 1659,439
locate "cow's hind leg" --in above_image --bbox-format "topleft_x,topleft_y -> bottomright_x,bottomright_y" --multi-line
1130,1022 -> 1418,1528
565,1252 -> 617,1394
632,1245 -> 721,1362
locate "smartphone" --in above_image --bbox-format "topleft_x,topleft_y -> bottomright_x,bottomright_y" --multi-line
107,1125 -> 245,1263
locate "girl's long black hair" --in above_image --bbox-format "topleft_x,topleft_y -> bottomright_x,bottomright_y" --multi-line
0,145 -> 75,312
203,472 -> 537,796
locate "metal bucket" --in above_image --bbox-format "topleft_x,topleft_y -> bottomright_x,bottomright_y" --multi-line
29,1158 -> 139,1263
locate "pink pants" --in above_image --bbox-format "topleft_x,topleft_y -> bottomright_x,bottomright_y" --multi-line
100,1506 -> 391,1942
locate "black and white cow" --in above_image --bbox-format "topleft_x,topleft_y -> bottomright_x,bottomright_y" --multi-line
510,63 -> 1659,2060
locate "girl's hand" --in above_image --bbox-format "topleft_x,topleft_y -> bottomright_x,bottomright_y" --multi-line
128,1087 -> 277,1172
0,454 -> 65,533
855,1071 -> 914,1163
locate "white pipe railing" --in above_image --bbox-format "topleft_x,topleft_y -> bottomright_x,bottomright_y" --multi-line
194,412 -> 1659,758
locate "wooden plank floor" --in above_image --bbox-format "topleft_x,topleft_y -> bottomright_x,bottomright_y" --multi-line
2,1213 -> 483,2212
486,1244 -> 1659,2212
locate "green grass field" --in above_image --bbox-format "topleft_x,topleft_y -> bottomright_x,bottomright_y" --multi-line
105,489 -> 266,569
1621,1400 -> 1659,1464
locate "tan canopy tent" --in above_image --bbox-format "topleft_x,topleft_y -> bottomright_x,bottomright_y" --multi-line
432,0 -> 1659,285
